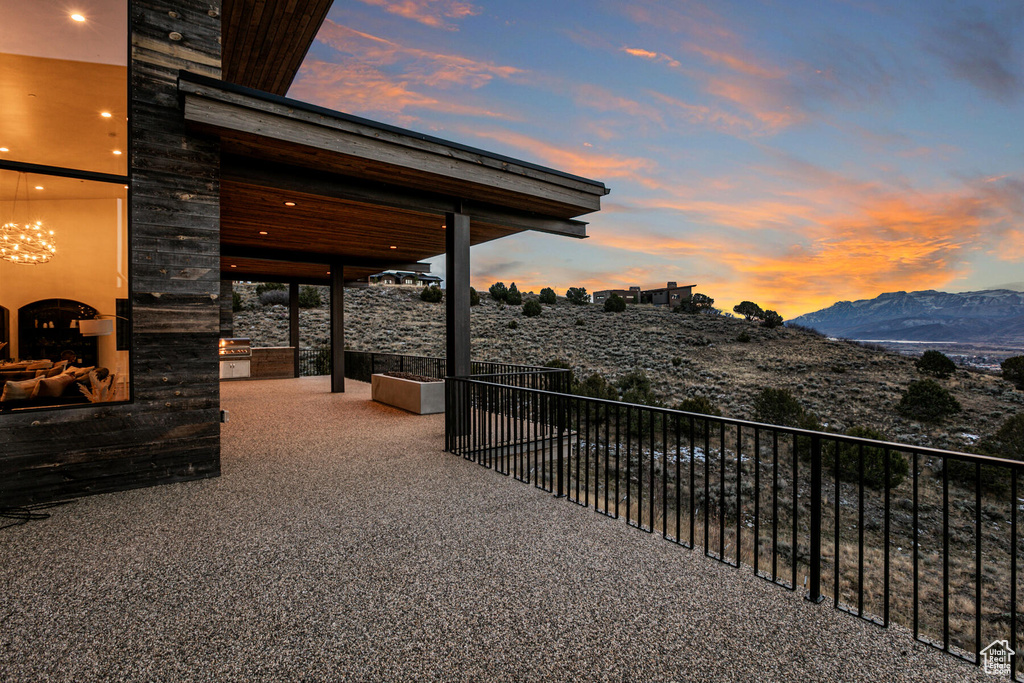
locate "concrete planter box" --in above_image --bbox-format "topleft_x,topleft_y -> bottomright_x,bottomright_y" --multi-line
371,374 -> 445,415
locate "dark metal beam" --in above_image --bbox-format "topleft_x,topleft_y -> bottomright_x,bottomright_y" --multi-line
219,271 -> 330,285
289,282 -> 300,378
445,212 -> 471,378
330,265 -> 345,393
220,244 -> 432,272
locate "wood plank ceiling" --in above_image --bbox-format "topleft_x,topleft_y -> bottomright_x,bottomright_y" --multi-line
221,0 -> 333,96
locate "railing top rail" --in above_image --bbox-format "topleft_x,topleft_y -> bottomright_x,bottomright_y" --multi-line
447,375 -> 1024,469
459,369 -> 572,379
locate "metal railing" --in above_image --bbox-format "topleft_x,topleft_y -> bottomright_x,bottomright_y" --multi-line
297,348 -> 567,384
444,375 -> 1024,678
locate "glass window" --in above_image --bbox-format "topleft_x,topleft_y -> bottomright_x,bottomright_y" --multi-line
0,170 -> 130,409
0,0 -> 128,175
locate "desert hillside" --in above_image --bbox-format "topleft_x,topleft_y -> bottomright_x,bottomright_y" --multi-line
232,284 -> 1024,453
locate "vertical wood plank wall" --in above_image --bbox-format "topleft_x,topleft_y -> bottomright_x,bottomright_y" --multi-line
0,0 -> 224,504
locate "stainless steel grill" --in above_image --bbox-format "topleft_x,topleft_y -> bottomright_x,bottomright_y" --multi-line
218,338 -> 252,359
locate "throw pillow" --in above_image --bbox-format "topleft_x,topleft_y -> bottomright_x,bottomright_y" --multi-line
32,372 -> 77,398
1,377 -> 42,401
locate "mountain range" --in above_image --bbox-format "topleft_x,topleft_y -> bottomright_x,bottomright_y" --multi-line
788,289 -> 1024,345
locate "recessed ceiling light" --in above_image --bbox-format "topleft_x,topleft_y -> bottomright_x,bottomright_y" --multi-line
258,231 -> 268,235
283,201 -> 296,207
101,112 -> 112,118
71,13 -> 85,22
326,271 -> 331,275
124,185 -> 129,189
34,186 -> 43,190
230,264 -> 237,268
112,150 -> 122,155
0,147 -> 8,152
390,245 -> 397,249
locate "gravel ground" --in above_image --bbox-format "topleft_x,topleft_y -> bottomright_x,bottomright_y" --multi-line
0,377 -> 995,682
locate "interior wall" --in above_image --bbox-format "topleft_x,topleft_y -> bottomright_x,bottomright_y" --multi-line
0,197 -> 128,375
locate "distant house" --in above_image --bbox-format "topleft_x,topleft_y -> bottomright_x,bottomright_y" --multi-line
593,286 -> 641,306
642,282 -> 696,308
593,282 -> 696,308
369,271 -> 443,288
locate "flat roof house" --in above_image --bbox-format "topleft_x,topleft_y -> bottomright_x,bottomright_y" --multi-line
0,0 -> 608,503
369,271 -> 443,287
593,286 -> 641,306
642,282 -> 696,308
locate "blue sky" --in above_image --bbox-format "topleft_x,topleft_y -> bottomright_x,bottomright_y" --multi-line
291,0 -> 1024,317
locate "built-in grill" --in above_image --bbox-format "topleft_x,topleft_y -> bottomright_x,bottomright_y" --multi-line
218,338 -> 252,359
219,338 -> 252,379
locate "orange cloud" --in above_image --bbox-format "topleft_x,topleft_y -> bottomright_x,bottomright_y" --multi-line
621,46 -> 681,69
583,173 -> 1021,317
573,84 -> 660,123
461,128 -> 658,184
687,44 -> 785,79
356,0 -> 479,30
315,21 -> 524,89
290,60 -> 513,121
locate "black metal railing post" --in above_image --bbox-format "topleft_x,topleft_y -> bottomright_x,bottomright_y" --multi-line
807,433 -> 824,603
555,391 -> 565,498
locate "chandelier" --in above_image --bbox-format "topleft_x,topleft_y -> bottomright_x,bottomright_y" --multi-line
1,221 -> 57,264
1,173 -> 56,265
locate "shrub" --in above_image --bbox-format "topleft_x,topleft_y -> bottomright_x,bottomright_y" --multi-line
489,282 -> 508,302
539,287 -> 556,305
947,413 -> 1024,492
671,356 -> 682,367
231,290 -> 242,312
566,287 -> 590,305
823,426 -> 907,489
896,379 -> 961,422
470,287 -> 480,306
420,285 -> 443,303
761,309 -> 783,329
678,292 -> 715,314
259,289 -> 289,306
617,368 -> 661,406
506,282 -> 523,305
1002,356 -> 1024,389
574,317 -> 586,327
675,395 -> 722,437
543,358 -> 574,389
603,292 -> 626,312
255,282 -> 286,297
507,320 -> 518,329
734,301 -> 764,321
915,350 -> 956,378
736,331 -> 751,343
752,387 -> 819,429
298,285 -> 321,308
522,299 -> 542,317
574,373 -> 617,401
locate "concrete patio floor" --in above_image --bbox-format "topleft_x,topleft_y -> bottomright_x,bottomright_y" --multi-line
0,377 -> 995,682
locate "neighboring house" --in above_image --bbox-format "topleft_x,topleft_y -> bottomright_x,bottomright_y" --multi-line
369,271 -> 443,287
1,1 -> 609,503
641,282 -> 696,308
593,282 -> 697,308
593,287 -> 641,306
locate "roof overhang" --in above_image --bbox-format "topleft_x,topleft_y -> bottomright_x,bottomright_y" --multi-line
221,0 -> 333,96
177,73 -> 609,283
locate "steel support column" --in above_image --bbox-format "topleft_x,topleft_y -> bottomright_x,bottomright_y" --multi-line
330,265 -> 345,392
445,212 -> 470,378
289,282 -> 300,378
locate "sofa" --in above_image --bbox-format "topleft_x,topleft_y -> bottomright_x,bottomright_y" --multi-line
0,360 -> 110,412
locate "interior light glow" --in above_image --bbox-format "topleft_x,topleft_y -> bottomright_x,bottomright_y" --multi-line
258,231 -> 268,235
112,150 -> 122,155
34,186 -> 44,190
283,201 -> 296,207
71,13 -> 86,22
390,245 -> 397,249
0,147 -> 8,152
101,112 -> 112,118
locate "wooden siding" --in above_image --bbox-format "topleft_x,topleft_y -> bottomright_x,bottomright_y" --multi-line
0,0 -> 223,504
248,347 -> 295,380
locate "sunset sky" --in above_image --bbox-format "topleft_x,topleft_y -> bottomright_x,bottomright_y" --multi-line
290,0 -> 1024,318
